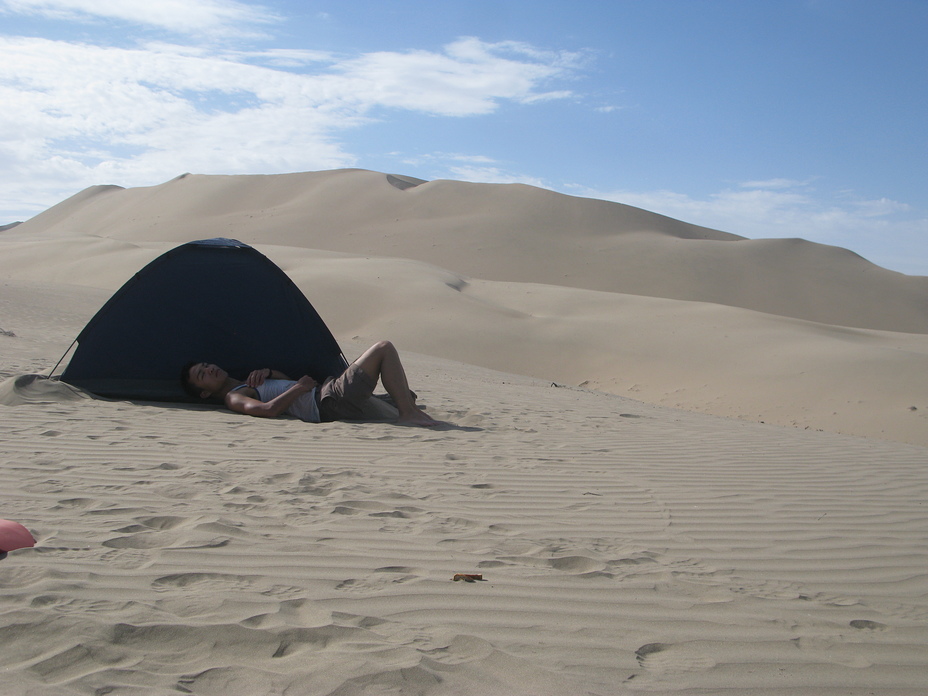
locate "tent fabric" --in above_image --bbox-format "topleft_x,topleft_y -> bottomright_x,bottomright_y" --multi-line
61,238 -> 348,402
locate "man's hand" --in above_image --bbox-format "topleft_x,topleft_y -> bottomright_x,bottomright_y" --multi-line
295,375 -> 318,391
246,368 -> 273,387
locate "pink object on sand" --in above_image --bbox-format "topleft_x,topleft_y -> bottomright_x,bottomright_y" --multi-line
0,519 -> 36,552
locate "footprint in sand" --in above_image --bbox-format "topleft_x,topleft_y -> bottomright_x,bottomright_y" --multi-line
176,667 -> 276,695
730,576 -> 813,601
32,545 -> 93,559
487,523 -> 521,536
489,554 -> 606,576
99,547 -> 153,569
849,619 -> 888,630
104,532 -> 230,550
152,572 -> 257,593
28,644 -> 96,682
240,597 -> 331,629
259,585 -> 309,600
335,567 -> 424,594
53,497 -> 96,509
30,594 -> 123,615
635,642 -> 716,674
547,555 -> 603,573
875,601 -> 928,622
137,515 -> 187,530
0,565 -> 47,588
420,635 -> 495,666
24,479 -> 67,494
103,531 -> 181,549
262,472 -> 297,485
427,515 -> 483,536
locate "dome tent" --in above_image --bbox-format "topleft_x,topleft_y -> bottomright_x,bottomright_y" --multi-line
60,238 -> 347,402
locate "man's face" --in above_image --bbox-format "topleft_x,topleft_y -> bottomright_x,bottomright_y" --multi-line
188,362 -> 227,396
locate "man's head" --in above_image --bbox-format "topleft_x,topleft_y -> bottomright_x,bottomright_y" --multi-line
181,361 -> 228,399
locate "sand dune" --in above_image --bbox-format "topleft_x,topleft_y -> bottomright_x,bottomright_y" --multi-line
2,170 -> 928,694
14,169 -> 928,333
1,222 -> 926,445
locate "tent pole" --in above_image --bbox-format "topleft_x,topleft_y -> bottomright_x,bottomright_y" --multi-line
47,339 -> 78,380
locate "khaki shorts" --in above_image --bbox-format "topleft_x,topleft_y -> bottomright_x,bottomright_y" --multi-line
317,363 -> 376,422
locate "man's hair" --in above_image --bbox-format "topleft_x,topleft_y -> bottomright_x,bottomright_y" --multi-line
180,361 -> 203,399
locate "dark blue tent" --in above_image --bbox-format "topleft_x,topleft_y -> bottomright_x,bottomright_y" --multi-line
61,238 -> 347,402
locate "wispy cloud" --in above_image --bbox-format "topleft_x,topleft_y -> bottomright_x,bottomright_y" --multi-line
332,37 -> 573,116
0,0 -> 278,37
394,152 -> 549,187
738,177 -> 816,190
447,165 -> 548,188
579,181 -> 911,241
0,34 -> 576,218
569,180 -> 928,273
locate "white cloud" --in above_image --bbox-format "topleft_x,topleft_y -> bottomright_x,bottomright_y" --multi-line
393,152 -> 549,188
401,152 -> 502,168
0,0 -> 277,36
332,37 -> 573,116
447,165 -> 548,188
0,35 -> 574,219
739,177 -> 815,190
569,180 -> 928,275
238,48 -> 334,67
584,182 -> 906,241
445,154 -> 497,164
848,197 -> 911,218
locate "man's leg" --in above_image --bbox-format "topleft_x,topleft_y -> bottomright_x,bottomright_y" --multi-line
353,341 -> 440,426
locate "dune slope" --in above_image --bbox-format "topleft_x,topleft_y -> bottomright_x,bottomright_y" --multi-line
12,169 -> 928,333
2,169 -> 927,445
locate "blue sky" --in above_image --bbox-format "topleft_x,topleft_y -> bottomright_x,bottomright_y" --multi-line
1,0 -> 926,275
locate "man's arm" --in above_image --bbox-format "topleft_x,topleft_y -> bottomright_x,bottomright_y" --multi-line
225,376 -> 317,418
246,368 -> 291,387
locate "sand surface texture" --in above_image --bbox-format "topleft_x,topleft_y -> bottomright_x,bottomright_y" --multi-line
1,170 -> 927,694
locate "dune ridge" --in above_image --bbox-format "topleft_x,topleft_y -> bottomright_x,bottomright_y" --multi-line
13,169 -> 928,333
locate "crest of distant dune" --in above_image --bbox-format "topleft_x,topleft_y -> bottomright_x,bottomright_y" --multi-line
386,174 -> 426,190
11,169 -> 928,334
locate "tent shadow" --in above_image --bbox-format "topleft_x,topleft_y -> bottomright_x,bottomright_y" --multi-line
3,375 -> 480,431
137,400 -> 483,432
113,395 -> 483,432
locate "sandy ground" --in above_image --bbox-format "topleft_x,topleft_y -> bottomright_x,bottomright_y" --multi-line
1,170 -> 927,694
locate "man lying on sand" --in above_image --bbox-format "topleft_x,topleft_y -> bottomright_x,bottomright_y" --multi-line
181,340 -> 441,427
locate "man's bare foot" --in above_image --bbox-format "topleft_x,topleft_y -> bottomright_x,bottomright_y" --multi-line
397,407 -> 443,427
